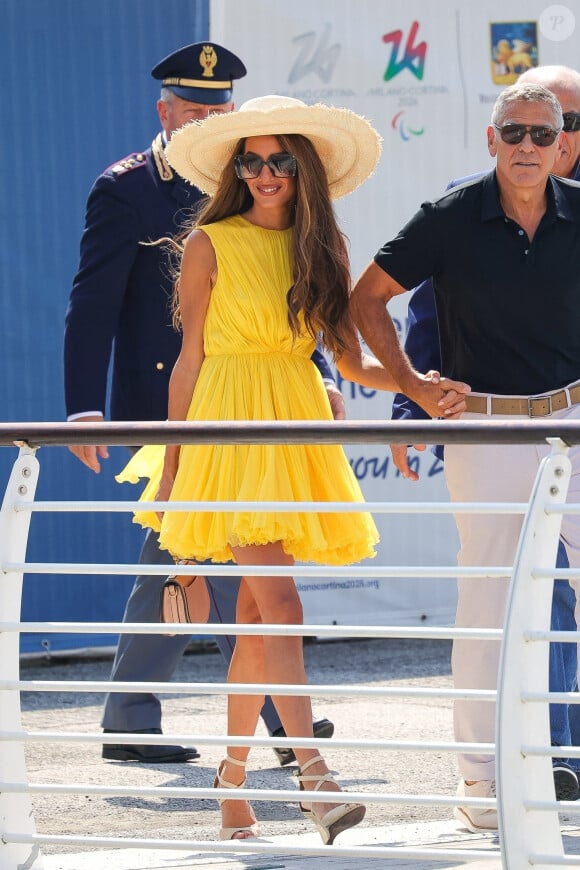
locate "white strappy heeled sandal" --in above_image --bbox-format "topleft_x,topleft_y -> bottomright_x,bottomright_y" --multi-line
296,754 -> 366,845
214,755 -> 260,841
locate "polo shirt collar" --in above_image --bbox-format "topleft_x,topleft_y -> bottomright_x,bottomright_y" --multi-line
481,171 -> 503,222
551,176 -> 575,221
481,169 -> 574,223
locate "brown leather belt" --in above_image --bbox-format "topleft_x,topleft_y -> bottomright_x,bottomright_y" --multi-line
464,382 -> 580,417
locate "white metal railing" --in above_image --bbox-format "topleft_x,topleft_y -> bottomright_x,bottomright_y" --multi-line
1,421 -> 579,868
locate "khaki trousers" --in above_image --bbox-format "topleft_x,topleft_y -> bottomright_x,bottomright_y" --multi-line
444,405 -> 580,781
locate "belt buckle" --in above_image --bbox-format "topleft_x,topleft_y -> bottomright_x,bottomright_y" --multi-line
528,395 -> 552,417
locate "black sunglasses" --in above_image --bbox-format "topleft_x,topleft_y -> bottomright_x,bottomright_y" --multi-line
563,111 -> 580,133
234,152 -> 297,180
493,123 -> 561,147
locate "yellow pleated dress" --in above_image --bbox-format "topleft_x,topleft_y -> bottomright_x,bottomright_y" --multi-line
117,214 -> 379,565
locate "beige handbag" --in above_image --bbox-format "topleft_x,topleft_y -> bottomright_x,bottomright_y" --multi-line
160,569 -> 211,630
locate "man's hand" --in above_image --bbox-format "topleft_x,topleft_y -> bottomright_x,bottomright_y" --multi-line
389,372 -> 469,482
390,443 -> 426,481
67,414 -> 109,473
325,382 -> 347,420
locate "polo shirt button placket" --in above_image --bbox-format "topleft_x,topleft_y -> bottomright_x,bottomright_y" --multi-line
515,226 -> 529,256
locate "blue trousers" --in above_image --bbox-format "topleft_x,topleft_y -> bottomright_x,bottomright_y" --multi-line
101,527 -> 282,733
550,541 -> 579,760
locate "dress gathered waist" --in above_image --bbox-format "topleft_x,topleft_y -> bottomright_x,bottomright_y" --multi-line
205,349 -> 313,359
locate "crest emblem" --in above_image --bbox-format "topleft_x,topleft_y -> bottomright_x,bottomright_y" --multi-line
199,45 -> 218,78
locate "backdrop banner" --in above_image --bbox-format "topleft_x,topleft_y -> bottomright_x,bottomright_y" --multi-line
211,0 -> 580,627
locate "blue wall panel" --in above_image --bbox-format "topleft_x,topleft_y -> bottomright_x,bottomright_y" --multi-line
0,0 -> 209,653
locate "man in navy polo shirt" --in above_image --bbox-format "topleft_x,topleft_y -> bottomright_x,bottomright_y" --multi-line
389,65 -> 580,827
351,81 -> 580,832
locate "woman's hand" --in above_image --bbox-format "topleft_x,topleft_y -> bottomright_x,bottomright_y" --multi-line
155,473 -> 175,522
416,370 -> 470,418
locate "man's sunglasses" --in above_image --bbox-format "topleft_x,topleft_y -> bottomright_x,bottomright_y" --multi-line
234,152 -> 297,180
493,123 -> 561,147
563,111 -> 580,133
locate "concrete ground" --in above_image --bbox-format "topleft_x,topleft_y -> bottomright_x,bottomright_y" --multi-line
15,637 -> 580,868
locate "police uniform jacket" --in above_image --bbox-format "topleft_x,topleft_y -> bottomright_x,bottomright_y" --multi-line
64,138 -> 201,422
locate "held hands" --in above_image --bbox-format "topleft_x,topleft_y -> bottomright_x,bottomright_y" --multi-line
389,370 -> 471,482
416,370 -> 470,419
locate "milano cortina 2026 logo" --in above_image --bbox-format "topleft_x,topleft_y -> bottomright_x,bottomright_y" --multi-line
285,20 -> 436,133
382,21 -> 427,141
383,20 -> 427,81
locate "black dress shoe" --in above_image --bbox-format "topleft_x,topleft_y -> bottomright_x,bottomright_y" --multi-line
102,728 -> 200,763
553,760 -> 580,801
272,717 -> 335,766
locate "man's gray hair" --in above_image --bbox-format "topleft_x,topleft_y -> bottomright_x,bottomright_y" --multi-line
491,82 -> 563,129
160,87 -> 175,104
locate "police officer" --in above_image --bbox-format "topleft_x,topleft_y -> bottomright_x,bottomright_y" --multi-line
64,42 -> 334,764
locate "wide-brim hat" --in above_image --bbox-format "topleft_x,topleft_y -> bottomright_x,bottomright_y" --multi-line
165,94 -> 382,199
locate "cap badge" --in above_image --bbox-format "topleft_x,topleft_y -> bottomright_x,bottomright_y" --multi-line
199,45 -> 218,78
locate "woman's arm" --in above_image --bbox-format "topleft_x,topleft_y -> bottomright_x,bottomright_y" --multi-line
158,229 -> 216,498
336,307 -> 469,419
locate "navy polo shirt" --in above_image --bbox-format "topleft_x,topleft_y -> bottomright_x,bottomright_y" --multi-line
375,170 -> 580,395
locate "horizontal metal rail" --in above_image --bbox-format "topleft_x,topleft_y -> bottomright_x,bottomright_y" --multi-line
0,732 -> 495,753
3,417 -> 580,446
15,498 -> 529,514
0,834 -> 502,863
524,745 -> 580,759
529,857 -> 580,867
0,621 -> 504,640
0,783 -> 496,807
0,679 -> 497,701
1,561 -> 511,578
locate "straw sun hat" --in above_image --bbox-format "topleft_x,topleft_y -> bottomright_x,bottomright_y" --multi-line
165,94 -> 382,200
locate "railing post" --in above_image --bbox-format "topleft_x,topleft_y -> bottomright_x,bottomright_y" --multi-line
497,438 -> 570,868
0,447 -> 44,869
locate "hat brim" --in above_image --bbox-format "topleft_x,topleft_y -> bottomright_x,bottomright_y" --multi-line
165,84 -> 233,105
165,102 -> 382,199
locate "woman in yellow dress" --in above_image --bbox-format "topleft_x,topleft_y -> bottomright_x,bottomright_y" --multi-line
119,95 -> 468,844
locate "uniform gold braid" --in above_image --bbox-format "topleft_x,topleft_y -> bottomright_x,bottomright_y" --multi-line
152,133 -> 174,182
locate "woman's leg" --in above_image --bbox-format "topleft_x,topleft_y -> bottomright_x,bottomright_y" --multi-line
217,580 -> 265,837
230,542 -> 356,826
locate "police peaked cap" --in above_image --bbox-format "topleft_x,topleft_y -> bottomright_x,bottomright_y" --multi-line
151,42 -> 247,105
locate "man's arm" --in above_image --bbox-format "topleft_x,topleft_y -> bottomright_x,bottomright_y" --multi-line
350,262 -> 458,419
389,175 -> 482,479
64,174 -> 141,470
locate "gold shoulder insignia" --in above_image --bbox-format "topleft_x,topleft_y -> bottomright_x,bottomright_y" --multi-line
108,152 -> 148,177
